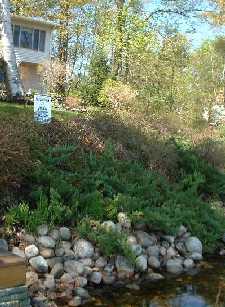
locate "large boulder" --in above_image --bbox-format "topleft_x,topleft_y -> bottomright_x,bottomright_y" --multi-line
38,236 -> 56,249
135,231 -> 156,247
166,258 -> 183,274
25,245 -> 39,259
29,256 -> 48,273
73,239 -> 94,259
185,237 -> 202,254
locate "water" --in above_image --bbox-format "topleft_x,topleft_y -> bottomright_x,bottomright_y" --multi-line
85,259 -> 225,307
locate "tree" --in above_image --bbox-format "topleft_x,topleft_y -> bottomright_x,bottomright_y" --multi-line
0,0 -> 23,98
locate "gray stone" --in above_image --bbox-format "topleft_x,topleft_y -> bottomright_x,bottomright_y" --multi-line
0,239 -> 8,251
160,246 -> 167,256
23,234 -> 35,244
147,245 -> 160,258
60,273 -> 74,286
104,264 -> 114,273
185,237 -> 202,254
25,245 -> 39,259
26,271 -> 39,286
95,257 -> 107,268
64,260 -> 84,276
130,244 -> 143,256
49,229 -> 60,241
147,272 -> 164,281
184,258 -> 194,270
47,257 -> 63,269
90,272 -> 102,284
43,274 -> 55,290
74,287 -> 90,299
73,239 -> 94,259
59,227 -> 71,241
80,258 -> 93,267
135,231 -> 156,247
68,296 -> 82,306
12,246 -> 25,258
38,236 -> 56,249
64,249 -> 76,261
60,241 -> 72,251
177,225 -> 187,237
115,256 -> 134,275
166,246 -> 177,259
127,236 -> 137,245
190,252 -> 203,261
101,220 -> 117,232
102,273 -> 116,285
37,224 -> 48,236
166,258 -> 183,274
175,242 -> 186,255
29,256 -> 48,273
40,248 -> 55,258
55,247 -> 65,257
163,236 -> 175,244
136,255 -> 148,272
50,263 -> 64,279
74,276 -> 88,287
148,256 -> 160,269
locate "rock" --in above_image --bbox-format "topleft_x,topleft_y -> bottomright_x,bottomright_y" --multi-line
146,272 -> 164,281
166,246 -> 177,259
12,247 -> 25,258
80,258 -> 93,267
0,239 -> 8,251
49,229 -> 60,241
29,256 -> 48,273
64,260 -> 84,276
184,258 -> 194,270
90,272 -> 102,284
126,283 -> 140,291
130,244 -> 143,256
175,242 -> 186,255
60,273 -> 74,287
177,225 -> 187,237
23,234 -> 35,244
55,247 -> 65,257
74,277 -> 88,287
136,255 -> 147,272
74,287 -> 90,299
68,296 -> 82,307
26,271 -> 39,286
60,241 -> 72,251
147,245 -> 160,258
148,256 -> 160,269
37,224 -> 48,236
73,239 -> 94,259
83,266 -> 92,276
31,295 -> 47,307
95,257 -> 107,268
47,257 -> 63,269
102,273 -> 116,284
38,236 -> 56,249
117,212 -> 131,229
25,245 -> 39,259
190,252 -> 203,261
185,237 -> 202,254
166,258 -> 183,274
160,246 -> 167,256
115,256 -> 134,275
135,231 -> 156,247
163,236 -> 175,244
101,221 -> 117,232
43,274 -> 55,290
64,250 -> 76,261
51,263 -> 64,279
59,227 -> 71,241
127,236 -> 137,245
40,248 -> 55,258
104,264 -> 114,273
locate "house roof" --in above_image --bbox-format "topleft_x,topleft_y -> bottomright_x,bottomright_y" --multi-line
11,15 -> 57,29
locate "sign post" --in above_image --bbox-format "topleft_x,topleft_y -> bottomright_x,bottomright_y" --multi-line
34,95 -> 52,124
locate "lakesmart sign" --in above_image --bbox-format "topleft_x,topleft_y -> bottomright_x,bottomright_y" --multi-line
34,95 -> 52,124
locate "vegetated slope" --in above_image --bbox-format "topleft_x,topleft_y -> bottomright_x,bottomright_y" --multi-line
1,102 -> 225,253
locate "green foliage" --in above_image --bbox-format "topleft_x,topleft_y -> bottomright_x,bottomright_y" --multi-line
77,218 -> 135,263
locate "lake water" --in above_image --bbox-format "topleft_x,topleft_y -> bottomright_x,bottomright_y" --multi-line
85,259 -> 225,307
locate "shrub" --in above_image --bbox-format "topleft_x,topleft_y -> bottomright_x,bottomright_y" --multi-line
98,79 -> 137,108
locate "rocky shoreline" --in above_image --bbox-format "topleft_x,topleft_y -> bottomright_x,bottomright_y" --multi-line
1,214 -> 205,306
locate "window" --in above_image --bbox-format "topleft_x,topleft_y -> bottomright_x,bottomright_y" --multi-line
12,24 -> 46,52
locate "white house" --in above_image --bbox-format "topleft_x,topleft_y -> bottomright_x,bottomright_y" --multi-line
9,15 -> 55,93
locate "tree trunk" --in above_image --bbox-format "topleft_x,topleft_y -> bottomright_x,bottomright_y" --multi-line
0,0 -> 23,98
